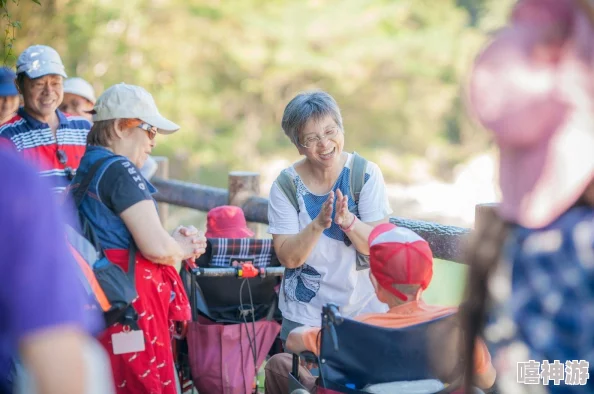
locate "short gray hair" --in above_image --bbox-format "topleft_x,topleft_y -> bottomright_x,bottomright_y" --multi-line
281,90 -> 343,145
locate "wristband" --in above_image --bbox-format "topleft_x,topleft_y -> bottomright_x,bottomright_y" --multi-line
341,215 -> 357,233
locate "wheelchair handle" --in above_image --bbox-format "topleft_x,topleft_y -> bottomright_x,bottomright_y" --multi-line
322,303 -> 343,352
323,303 -> 343,325
191,266 -> 285,278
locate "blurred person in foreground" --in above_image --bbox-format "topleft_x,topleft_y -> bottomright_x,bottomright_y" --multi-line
464,0 -> 594,393
0,45 -> 91,192
268,91 -> 391,342
70,82 -> 206,393
0,148 -> 113,394
0,67 -> 19,124
60,76 -> 159,180
264,224 -> 496,394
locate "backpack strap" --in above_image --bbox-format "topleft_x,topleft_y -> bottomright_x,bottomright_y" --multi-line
72,156 -> 114,208
71,155 -> 137,285
349,152 -> 368,204
274,169 -> 300,213
128,239 -> 137,284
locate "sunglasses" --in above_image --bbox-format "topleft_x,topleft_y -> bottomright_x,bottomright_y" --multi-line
56,149 -> 75,181
138,123 -> 158,140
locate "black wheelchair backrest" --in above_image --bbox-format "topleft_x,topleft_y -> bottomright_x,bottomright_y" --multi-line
319,312 -> 462,389
183,238 -> 281,323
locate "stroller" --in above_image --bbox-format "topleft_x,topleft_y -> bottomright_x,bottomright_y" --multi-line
289,304 -> 465,394
177,237 -> 284,394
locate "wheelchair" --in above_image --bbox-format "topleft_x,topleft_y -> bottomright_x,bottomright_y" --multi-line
288,304 -> 466,394
175,237 -> 284,394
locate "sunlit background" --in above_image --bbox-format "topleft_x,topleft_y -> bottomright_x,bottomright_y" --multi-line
3,0 -> 516,305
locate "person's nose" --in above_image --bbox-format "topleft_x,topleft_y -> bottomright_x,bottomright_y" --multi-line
41,83 -> 51,95
317,135 -> 331,148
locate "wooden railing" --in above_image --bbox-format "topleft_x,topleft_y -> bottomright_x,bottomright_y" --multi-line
151,157 -> 496,264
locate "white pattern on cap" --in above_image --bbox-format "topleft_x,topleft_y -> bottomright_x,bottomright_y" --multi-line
63,77 -> 96,104
92,83 -> 179,134
370,226 -> 425,247
16,45 -> 67,79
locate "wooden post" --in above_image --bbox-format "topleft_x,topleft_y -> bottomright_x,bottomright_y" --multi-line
153,156 -> 169,228
228,171 -> 260,237
474,203 -> 499,230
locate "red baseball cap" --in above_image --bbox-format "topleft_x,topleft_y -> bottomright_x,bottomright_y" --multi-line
205,205 -> 255,239
368,223 -> 433,301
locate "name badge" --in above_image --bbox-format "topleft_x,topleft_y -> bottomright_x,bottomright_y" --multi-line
112,330 -> 145,355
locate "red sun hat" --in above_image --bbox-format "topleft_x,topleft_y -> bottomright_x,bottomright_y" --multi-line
205,205 -> 255,239
368,223 -> 434,301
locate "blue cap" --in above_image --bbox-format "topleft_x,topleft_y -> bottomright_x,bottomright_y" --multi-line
0,67 -> 17,97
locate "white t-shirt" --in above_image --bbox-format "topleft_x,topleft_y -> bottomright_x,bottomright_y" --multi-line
268,153 -> 393,326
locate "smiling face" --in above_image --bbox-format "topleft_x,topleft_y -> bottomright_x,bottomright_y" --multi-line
297,114 -> 344,169
112,120 -> 157,168
21,74 -> 63,122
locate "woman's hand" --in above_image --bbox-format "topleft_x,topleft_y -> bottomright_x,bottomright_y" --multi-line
313,191 -> 334,231
334,189 -> 354,230
172,225 -> 207,261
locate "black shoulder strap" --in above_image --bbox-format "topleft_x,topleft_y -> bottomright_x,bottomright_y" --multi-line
72,155 -> 137,285
128,239 -> 137,285
72,156 -> 114,208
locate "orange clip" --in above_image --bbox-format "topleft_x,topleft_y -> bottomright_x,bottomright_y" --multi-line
239,262 -> 258,278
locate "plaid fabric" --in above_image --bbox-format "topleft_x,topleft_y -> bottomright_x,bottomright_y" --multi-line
485,205 -> 594,393
208,238 -> 273,268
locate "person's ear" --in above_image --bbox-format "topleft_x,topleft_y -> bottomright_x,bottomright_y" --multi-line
113,120 -> 127,140
376,286 -> 390,304
369,272 -> 388,303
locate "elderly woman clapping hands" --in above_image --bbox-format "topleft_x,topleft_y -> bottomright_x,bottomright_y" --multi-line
268,90 -> 393,341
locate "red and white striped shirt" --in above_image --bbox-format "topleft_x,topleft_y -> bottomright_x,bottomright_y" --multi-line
0,107 -> 91,193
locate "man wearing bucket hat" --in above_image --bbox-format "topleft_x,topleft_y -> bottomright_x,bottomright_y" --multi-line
264,223 -> 496,394
0,67 -> 19,124
0,45 -> 91,192
70,82 -> 206,394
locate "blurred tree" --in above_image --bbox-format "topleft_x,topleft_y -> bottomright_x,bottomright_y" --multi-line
2,0 -> 514,187
1,0 -> 41,63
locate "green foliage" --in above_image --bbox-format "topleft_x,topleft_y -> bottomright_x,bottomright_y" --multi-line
2,0 -> 514,184
1,0 -> 40,63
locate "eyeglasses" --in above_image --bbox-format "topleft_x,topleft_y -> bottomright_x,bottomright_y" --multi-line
299,127 -> 340,149
56,149 -> 75,181
138,122 -> 158,140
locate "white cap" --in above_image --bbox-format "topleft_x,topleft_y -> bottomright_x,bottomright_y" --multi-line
63,77 -> 96,104
92,83 -> 179,134
16,45 -> 67,79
